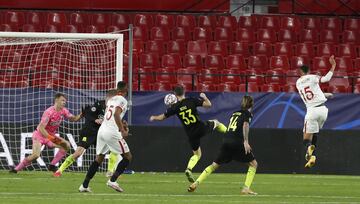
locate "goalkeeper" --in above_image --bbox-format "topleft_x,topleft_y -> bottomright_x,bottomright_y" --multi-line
10,93 -> 83,173
54,90 -> 121,177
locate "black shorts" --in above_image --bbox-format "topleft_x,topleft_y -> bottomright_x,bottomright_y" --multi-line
187,120 -> 215,151
215,142 -> 255,165
77,129 -> 98,149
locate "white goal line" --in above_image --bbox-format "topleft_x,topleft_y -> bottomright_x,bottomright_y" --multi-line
0,32 -> 123,40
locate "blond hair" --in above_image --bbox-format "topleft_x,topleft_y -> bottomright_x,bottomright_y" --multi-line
241,95 -> 254,110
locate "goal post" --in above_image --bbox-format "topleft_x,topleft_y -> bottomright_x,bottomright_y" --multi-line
0,31 -> 124,172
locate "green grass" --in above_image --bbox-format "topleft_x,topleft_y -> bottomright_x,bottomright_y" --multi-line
1,171 -> 360,204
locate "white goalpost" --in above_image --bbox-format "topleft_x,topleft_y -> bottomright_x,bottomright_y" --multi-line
0,32 -> 124,172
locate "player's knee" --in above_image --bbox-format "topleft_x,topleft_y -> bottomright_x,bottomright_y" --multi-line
95,154 -> 105,163
250,160 -> 258,169
124,152 -> 133,161
32,152 -> 41,159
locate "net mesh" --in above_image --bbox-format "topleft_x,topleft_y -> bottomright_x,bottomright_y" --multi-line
0,35 -> 122,172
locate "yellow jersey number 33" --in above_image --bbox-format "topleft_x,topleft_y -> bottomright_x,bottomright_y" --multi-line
179,109 -> 197,125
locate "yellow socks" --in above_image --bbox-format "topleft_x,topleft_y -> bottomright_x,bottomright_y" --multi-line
244,166 -> 256,188
58,155 -> 75,173
216,122 -> 227,133
187,154 -> 200,171
107,152 -> 118,173
196,165 -> 216,184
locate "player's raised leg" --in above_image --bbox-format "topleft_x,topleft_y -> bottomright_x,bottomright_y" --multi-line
209,119 -> 227,133
188,162 -> 219,192
54,146 -> 86,177
185,147 -> 202,183
241,160 -> 258,195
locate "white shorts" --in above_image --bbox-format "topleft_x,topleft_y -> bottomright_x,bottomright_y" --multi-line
96,127 -> 130,155
303,106 -> 328,134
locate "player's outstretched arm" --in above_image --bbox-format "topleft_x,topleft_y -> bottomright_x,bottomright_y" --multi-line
320,55 -> 336,83
149,114 -> 166,121
69,113 -> 83,122
200,93 -> 212,108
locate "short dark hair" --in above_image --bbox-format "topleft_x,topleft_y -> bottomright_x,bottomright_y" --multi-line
241,95 -> 254,110
173,85 -> 184,96
117,81 -> 127,91
54,93 -> 66,100
300,65 -> 310,74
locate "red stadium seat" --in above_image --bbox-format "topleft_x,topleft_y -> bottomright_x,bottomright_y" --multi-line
354,59 -> 360,72
0,24 -> 19,31
253,42 -> 273,57
336,57 -> 353,72
322,17 -> 342,33
177,68 -> 198,85
137,82 -> 152,91
303,17 -> 320,30
283,84 -> 297,92
3,11 -> 25,26
218,16 -> 237,28
134,14 -> 153,29
25,12 -> 43,25
226,54 -> 246,70
208,41 -> 228,56
176,15 -> 196,30
63,24 -> 82,33
290,56 -> 310,70
124,40 -> 144,54
286,70 -> 300,85
22,24 -> 42,32
193,27 -> 213,42
236,28 -> 255,43
85,25 -> 106,33
342,30 -> 359,44
70,12 -> 89,27
274,42 -> 293,57
230,41 -> 250,57
269,56 -> 290,70
320,30 -> 339,43
238,16 -> 257,29
172,27 -> 191,41
123,53 -> 139,71
161,54 -> 182,69
150,26 -> 170,41
278,29 -> 296,43
205,55 -> 225,69
47,12 -> 67,27
197,83 -> 217,92
313,56 -> 331,71
152,82 -> 172,91
133,26 -> 148,41
214,27 -> 234,42
299,29 -> 319,43
155,14 -> 175,28
199,69 -> 220,84
280,16 -> 301,32
155,68 -> 177,83
145,40 -> 166,55
91,13 -> 111,27
295,43 -> 315,57
328,85 -> 349,93
260,16 -> 279,30
135,68 -> 155,84
248,55 -> 268,71
329,71 -> 350,87
183,54 -> 203,70
44,24 -> 60,33
338,44 -> 356,58
187,41 -> 207,58
261,84 -> 281,92
257,28 -> 277,43
317,43 -> 336,57
140,53 -> 160,70
344,18 -> 360,31
198,15 -> 217,28
354,85 -> 360,94
239,82 -> 260,92
221,69 -> 242,84
111,13 -> 130,29
217,83 -> 238,92
167,40 -> 186,55
265,70 -> 285,84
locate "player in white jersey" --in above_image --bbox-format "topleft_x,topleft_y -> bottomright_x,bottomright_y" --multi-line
296,55 -> 336,168
79,81 -> 132,193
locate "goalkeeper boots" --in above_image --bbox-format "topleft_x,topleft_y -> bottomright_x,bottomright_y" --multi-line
185,168 -> 195,183
305,155 -> 316,168
9,166 -> 17,174
187,181 -> 199,192
305,145 -> 315,161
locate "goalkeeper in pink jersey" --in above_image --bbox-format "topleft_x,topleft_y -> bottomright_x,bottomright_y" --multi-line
10,93 -> 83,173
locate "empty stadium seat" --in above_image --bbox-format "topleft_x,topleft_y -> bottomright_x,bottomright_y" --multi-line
322,17 -> 342,33
230,41 -> 250,57
123,53 -> 139,71
265,70 -> 285,84
172,27 -> 191,41
344,18 -> 360,31
336,57 -> 353,72
226,54 -> 246,70
193,27 -> 213,42
183,54 -> 203,70
280,16 -> 301,32
295,43 -> 315,57
26,12 -> 43,25
0,24 -> 19,31
3,11 -> 25,26
140,53 -> 160,70
47,12 -> 67,27
214,27 -> 234,42
257,28 -> 277,43
328,85 -> 349,93
270,56 -> 290,70
44,24 -> 60,33
320,29 -> 339,43
197,82 -> 217,92
221,69 -> 242,84
217,83 -> 238,92
208,41 -> 228,56
218,16 -> 237,28
134,14 -> 154,29
154,68 -> 177,83
283,84 -> 297,92
238,16 -> 257,29
177,68 -> 197,85
145,40 -> 166,55
167,40 -> 186,55
187,40 -> 207,58
342,30 -> 359,44
198,15 -> 217,28
261,84 -> 281,92
63,24 -> 82,33
155,14 -> 174,28
274,42 -> 293,57
70,12 -> 89,27
290,56 -> 310,70
338,44 -> 357,58
278,29 -> 296,43
205,55 -> 225,69
236,28 -> 255,43
22,24 -> 42,32
124,40 -> 144,54
302,17 -> 320,30
133,26 -> 149,41
152,82 -> 172,91
239,82 -> 260,92
253,42 -> 273,57
312,56 -> 331,71
260,16 -> 279,30
199,69 -> 220,84
111,13 -> 130,29
286,70 -> 300,85
248,55 -> 269,71
176,15 -> 196,30
150,26 -> 170,41
85,25 -> 106,33
354,85 -> 360,94
299,29 -> 319,43
161,54 -> 182,69
317,43 -> 336,57
329,71 -> 350,87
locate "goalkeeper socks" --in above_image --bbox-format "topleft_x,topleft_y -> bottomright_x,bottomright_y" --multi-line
196,165 -> 216,184
58,155 -> 75,173
107,152 -> 118,173
110,158 -> 130,182
244,166 -> 257,188
83,161 -> 100,188
216,122 -> 227,133
51,149 -> 67,165
187,154 -> 200,171
15,158 -> 31,171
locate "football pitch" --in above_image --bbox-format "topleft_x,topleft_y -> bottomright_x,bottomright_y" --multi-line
0,171 -> 360,204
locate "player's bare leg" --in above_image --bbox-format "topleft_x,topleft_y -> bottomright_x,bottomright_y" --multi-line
186,148 -> 201,183
303,132 -> 316,168
10,139 -> 42,173
241,160 -> 258,195
107,152 -> 132,192
54,146 -> 86,177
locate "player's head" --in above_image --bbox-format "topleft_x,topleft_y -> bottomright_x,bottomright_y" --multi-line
54,93 -> 67,108
173,85 -> 185,99
241,95 -> 254,110
117,81 -> 128,96
300,65 -> 310,75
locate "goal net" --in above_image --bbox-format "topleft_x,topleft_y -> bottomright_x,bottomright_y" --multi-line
0,32 -> 123,172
